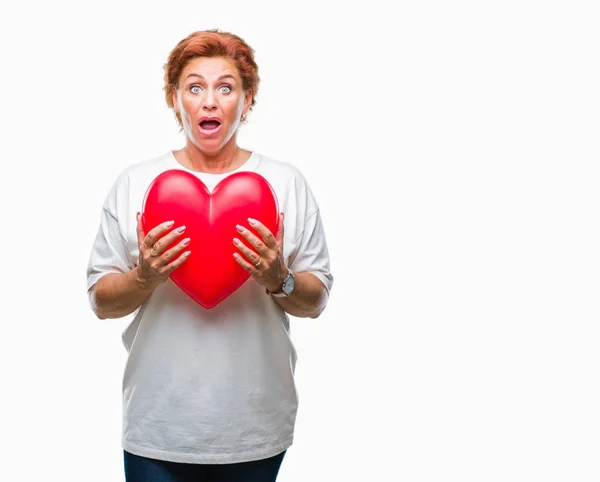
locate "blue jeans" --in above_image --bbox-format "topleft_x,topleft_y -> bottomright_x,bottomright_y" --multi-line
123,450 -> 286,482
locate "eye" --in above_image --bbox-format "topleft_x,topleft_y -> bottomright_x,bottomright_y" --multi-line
219,85 -> 232,94
189,85 -> 201,94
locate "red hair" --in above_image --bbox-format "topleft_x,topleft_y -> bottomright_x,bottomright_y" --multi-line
164,29 -> 260,127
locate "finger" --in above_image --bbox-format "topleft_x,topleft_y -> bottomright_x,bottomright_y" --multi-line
160,236 -> 191,263
233,237 -> 262,266
163,249 -> 192,275
144,220 -> 175,248
233,252 -> 257,274
152,225 -> 187,256
247,218 -> 278,250
235,224 -> 270,256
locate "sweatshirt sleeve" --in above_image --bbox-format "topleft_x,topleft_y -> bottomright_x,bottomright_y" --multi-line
287,178 -> 334,294
86,174 -> 135,292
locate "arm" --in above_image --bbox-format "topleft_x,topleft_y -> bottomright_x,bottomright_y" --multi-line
89,270 -> 154,320
270,271 -> 329,318
233,213 -> 331,318
89,213 -> 191,320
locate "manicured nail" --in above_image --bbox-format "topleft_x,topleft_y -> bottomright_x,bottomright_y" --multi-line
166,220 -> 175,227
182,238 -> 190,245
177,225 -> 186,233
233,253 -> 240,259
248,218 -> 256,225
184,250 -> 191,257
236,225 -> 244,233
233,238 -> 240,245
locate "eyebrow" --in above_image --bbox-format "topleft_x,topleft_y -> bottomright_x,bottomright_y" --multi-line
184,73 -> 236,81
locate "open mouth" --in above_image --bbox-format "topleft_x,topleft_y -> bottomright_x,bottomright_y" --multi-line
200,120 -> 220,129
198,119 -> 222,135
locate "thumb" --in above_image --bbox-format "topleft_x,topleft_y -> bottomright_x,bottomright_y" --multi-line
276,212 -> 285,249
136,212 -> 145,246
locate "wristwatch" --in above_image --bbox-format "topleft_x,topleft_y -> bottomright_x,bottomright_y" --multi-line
267,268 -> 295,297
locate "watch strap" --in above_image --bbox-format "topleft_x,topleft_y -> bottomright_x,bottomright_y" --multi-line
266,268 -> 293,297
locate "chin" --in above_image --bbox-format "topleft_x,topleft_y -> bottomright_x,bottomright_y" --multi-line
194,134 -> 236,153
189,137 -> 224,153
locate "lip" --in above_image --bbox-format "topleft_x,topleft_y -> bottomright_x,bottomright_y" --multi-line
198,117 -> 222,136
199,116 -> 222,123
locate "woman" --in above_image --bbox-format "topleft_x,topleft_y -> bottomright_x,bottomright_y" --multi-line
86,29 -> 333,482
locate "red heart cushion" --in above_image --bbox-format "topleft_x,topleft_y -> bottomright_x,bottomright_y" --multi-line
142,170 -> 279,309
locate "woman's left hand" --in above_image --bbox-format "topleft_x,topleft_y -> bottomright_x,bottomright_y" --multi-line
233,213 -> 287,292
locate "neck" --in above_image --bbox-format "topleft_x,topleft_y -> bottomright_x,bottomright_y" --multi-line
176,138 -> 250,174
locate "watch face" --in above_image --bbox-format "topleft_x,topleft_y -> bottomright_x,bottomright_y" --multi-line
283,272 -> 295,295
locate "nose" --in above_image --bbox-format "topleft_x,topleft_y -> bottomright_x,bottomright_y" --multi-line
202,88 -> 218,111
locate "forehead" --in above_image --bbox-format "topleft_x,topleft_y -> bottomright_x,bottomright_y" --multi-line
180,56 -> 241,82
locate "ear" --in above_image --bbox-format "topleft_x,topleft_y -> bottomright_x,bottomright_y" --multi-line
242,91 -> 252,116
172,89 -> 180,114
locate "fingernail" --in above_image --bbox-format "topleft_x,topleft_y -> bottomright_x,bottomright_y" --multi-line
236,225 -> 244,233
182,238 -> 190,245
248,218 -> 256,225
233,253 -> 240,259
166,220 -> 175,227
177,225 -> 186,233
233,238 -> 240,245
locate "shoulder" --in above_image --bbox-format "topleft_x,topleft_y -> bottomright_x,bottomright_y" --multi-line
254,152 -> 321,215
106,152 -> 172,195
255,152 -> 310,188
116,152 -> 172,186
102,152 -> 172,212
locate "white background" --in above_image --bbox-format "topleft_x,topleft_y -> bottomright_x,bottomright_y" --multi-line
1,1 -> 599,481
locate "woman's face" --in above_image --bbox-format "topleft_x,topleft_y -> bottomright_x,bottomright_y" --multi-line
173,56 -> 252,154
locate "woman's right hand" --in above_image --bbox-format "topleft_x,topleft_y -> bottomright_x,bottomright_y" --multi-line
135,212 -> 191,289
